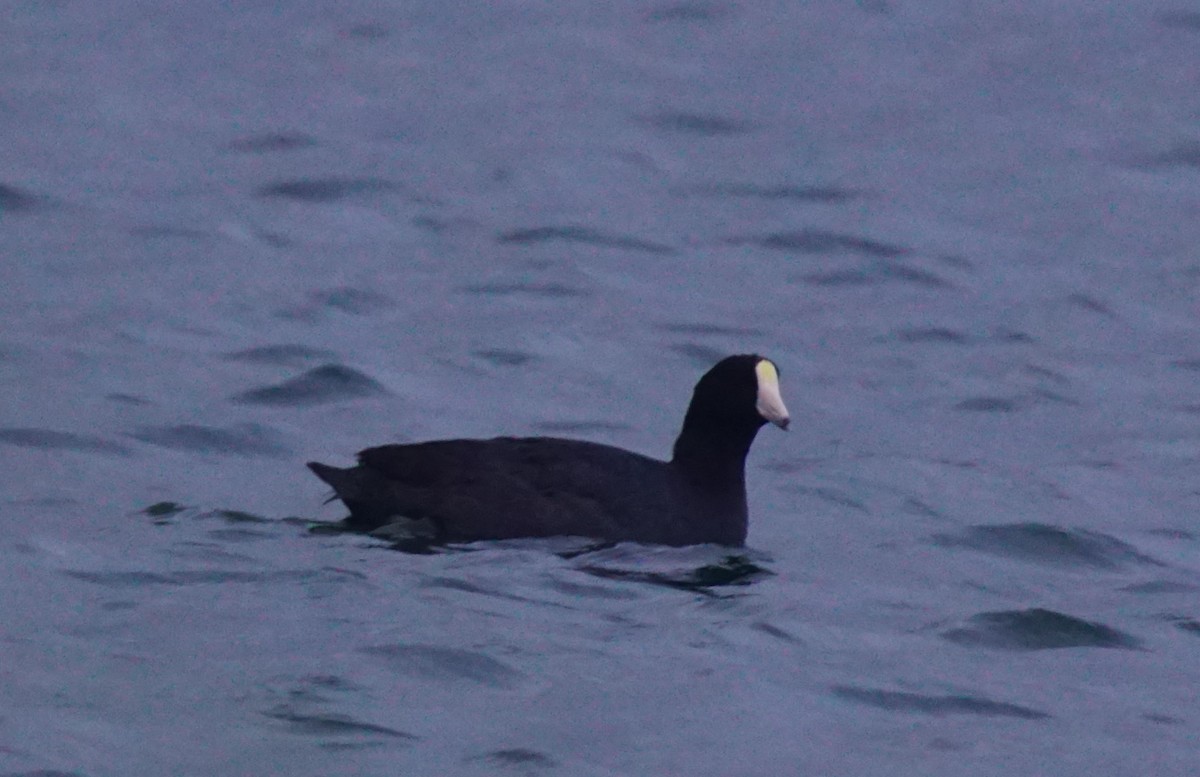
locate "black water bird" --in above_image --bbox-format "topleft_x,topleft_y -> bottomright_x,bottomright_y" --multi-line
307,354 -> 788,546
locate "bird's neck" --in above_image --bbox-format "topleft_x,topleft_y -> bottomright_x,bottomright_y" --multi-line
670,420 -> 757,485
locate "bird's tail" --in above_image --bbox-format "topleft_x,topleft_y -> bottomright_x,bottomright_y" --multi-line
306,461 -> 392,528
307,461 -> 358,503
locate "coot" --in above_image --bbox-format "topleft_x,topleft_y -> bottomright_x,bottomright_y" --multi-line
308,354 -> 788,546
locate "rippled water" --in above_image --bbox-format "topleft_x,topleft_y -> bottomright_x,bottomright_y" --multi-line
4,2 -> 1200,775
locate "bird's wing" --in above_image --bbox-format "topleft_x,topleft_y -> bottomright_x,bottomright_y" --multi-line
355,437 -> 670,542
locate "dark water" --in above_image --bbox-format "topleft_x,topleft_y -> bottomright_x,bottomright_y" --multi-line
3,2 -> 1200,775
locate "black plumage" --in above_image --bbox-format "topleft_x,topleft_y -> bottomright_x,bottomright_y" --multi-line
307,354 -> 788,546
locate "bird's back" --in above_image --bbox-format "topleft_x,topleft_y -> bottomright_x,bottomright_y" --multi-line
315,436 -> 689,544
